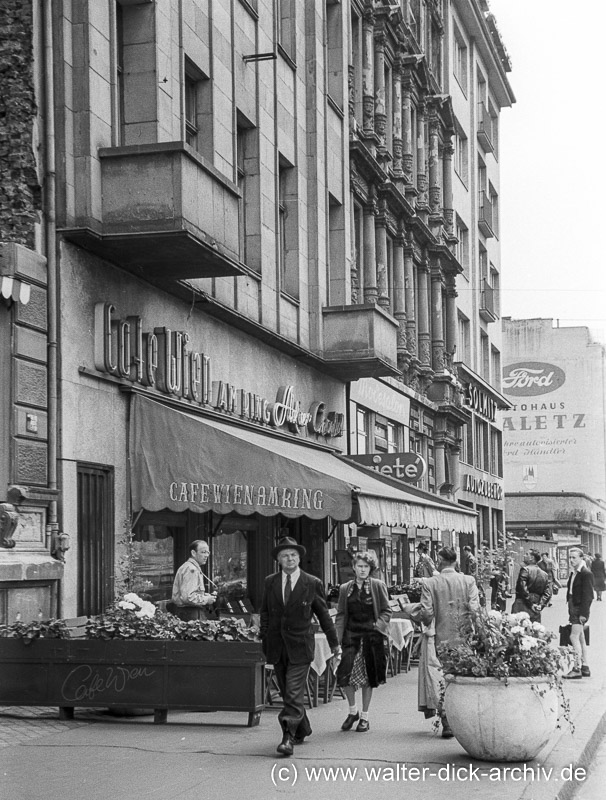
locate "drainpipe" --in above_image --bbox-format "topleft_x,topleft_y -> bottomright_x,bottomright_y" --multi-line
42,0 -> 59,574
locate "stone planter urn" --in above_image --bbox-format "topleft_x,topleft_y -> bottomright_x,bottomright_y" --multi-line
444,675 -> 559,762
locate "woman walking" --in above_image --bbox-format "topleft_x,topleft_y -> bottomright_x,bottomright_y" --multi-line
335,550 -> 392,733
591,553 -> 605,601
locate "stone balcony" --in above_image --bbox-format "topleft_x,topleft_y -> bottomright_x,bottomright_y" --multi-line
61,142 -> 247,281
322,304 -> 400,381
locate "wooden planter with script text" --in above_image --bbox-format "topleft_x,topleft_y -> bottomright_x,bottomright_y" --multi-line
0,639 -> 265,726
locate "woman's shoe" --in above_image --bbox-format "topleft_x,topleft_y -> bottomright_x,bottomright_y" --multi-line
341,713 -> 359,731
356,719 -> 370,732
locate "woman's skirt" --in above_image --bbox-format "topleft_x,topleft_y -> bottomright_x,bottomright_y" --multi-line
336,630 -> 387,689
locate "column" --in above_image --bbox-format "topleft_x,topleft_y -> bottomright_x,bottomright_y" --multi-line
442,138 -> 454,234
374,33 -> 386,149
417,259 -> 431,367
404,240 -> 416,356
445,277 -> 457,368
402,76 -> 413,181
363,192 -> 378,304
416,101 -> 427,205
431,266 -> 445,372
375,211 -> 389,307
449,444 -> 461,496
428,112 -> 441,216
393,232 -> 407,357
392,59 -> 403,175
362,4 -> 375,136
435,441 -> 447,490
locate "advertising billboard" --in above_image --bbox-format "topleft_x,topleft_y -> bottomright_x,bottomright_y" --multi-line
502,321 -> 606,499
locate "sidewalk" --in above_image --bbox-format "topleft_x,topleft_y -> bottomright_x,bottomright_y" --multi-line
1,593 -> 604,800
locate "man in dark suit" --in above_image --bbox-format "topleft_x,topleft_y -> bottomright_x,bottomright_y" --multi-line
563,547 -> 594,679
260,536 -> 341,756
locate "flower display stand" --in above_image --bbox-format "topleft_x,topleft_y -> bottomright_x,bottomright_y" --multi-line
444,674 -> 558,761
0,639 -> 265,727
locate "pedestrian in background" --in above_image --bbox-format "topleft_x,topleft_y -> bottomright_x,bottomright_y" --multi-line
260,537 -> 341,756
462,545 -> 477,577
414,542 -> 438,578
590,553 -> 605,601
563,547 -> 594,679
511,551 -> 551,623
335,550 -> 391,733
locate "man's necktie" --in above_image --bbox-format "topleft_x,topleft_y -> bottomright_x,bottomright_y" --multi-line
284,574 -> 292,604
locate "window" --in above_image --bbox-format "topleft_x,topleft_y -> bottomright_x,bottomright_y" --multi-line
458,312 -> 471,363
454,125 -> 468,185
328,194 -> 344,304
491,345 -> 501,391
480,331 -> 490,381
356,407 -> 369,454
77,464 -> 114,616
353,200 -> 364,301
133,512 -> 186,604
455,215 -> 469,277
350,9 -> 363,128
236,114 -> 258,270
326,0 -> 343,107
278,156 -> 299,297
184,58 -> 211,159
490,267 -> 501,318
115,2 -> 125,144
489,101 -> 499,157
474,417 -> 489,471
453,24 -> 468,93
489,184 -> 499,238
384,62 -> 393,154
278,0 -> 295,61
460,422 -> 473,465
374,416 -> 401,453
490,427 -> 503,477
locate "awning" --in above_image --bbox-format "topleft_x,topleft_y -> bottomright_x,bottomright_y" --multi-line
0,276 -> 31,305
129,395 -> 477,533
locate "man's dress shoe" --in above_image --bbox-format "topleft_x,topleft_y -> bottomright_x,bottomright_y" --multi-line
276,733 -> 294,756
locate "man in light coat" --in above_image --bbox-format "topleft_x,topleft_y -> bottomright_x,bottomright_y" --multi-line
412,546 -> 480,737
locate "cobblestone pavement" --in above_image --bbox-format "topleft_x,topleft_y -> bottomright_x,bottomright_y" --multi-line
0,707 -> 94,748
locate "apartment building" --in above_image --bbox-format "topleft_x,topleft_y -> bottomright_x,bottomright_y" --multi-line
0,0 -> 510,621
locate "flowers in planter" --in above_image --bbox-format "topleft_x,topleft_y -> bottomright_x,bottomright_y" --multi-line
0,616 -> 70,640
85,593 -> 261,642
437,607 -> 569,680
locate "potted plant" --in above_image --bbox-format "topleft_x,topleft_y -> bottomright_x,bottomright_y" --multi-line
438,607 -> 572,762
0,593 -> 265,726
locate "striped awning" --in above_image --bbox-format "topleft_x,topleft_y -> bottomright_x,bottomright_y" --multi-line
0,276 -> 31,305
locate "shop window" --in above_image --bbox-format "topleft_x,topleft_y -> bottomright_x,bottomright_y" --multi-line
133,512 -> 186,604
212,517 -> 256,603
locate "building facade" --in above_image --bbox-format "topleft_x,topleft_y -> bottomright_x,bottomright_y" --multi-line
1,0 -> 511,622
502,318 -> 606,556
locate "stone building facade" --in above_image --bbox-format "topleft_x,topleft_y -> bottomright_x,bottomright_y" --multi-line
1,0 -> 510,621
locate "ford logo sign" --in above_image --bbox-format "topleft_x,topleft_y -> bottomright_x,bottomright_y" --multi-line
502,362 -> 566,396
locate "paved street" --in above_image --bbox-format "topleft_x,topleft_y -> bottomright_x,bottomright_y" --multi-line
1,593 -> 604,800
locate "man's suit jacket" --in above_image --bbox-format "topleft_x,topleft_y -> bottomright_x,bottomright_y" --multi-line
260,570 -> 339,665
566,566 -> 594,619
419,567 -> 480,648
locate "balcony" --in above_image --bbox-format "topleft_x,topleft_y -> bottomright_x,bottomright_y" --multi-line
478,191 -> 496,238
61,142 -> 247,281
322,304 -> 400,381
477,103 -> 495,153
479,279 -> 498,322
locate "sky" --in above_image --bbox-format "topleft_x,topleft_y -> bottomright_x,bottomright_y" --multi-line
487,0 -> 606,345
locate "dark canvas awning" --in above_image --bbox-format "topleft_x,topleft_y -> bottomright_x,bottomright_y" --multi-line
129,395 -> 477,533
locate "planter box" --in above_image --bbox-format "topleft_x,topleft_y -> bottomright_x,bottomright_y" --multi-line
0,639 -> 265,727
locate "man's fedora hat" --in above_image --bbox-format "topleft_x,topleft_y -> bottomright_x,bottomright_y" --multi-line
272,536 -> 306,560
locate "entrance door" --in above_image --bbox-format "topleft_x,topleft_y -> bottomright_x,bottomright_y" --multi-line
77,463 -> 114,615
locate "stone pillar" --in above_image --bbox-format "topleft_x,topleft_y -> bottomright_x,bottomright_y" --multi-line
363,193 -> 378,304
393,232 -> 407,360
374,33 -> 386,150
449,444 -> 461,497
402,77 -> 413,181
435,441 -> 447,489
428,113 -> 442,216
431,266 -> 445,372
417,259 -> 431,367
392,59 -> 403,176
442,139 -> 454,234
445,278 -> 457,368
375,211 -> 389,308
362,4 -> 375,136
404,241 -> 416,356
416,101 -> 427,206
